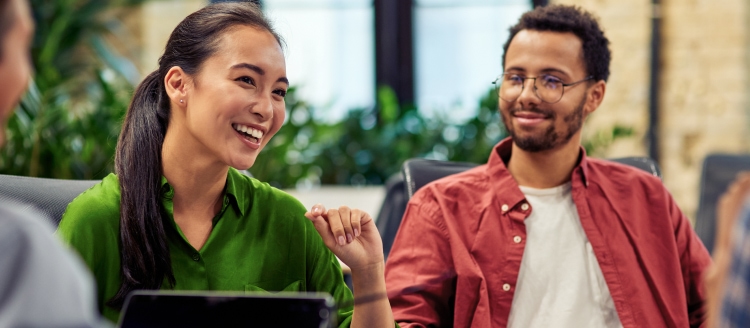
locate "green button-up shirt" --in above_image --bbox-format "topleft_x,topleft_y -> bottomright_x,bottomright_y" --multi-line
57,168 -> 354,326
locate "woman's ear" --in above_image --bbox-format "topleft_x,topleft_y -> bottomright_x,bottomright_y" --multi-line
164,66 -> 189,107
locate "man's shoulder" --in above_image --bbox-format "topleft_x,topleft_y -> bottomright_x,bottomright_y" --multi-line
409,163 -> 492,215
427,162 -> 488,186
584,157 -> 664,191
417,163 -> 490,195
583,157 -> 679,222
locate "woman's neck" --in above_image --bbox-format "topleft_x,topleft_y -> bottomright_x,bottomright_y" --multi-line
161,126 -> 228,218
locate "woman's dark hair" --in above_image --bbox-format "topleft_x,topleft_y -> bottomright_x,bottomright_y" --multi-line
501,4 -> 611,82
110,1 -> 282,308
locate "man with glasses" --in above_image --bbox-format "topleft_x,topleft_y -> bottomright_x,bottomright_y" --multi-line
385,4 -> 711,327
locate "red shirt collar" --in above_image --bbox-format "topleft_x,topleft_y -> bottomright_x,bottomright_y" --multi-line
486,137 -> 591,189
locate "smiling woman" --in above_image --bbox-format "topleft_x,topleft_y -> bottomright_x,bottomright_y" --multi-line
162,24 -> 288,173
55,2 -> 393,327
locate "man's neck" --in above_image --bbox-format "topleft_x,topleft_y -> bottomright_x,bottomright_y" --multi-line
506,137 -> 582,189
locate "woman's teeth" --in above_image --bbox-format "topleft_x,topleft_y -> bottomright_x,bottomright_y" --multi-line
232,123 -> 263,141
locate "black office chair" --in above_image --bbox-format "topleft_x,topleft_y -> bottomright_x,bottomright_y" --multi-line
402,159 -> 479,199
694,154 -> 750,254
375,174 -> 410,259
0,174 -> 100,227
608,156 -> 662,182
377,156 -> 662,258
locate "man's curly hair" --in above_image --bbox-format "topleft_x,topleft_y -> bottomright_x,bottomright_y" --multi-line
502,4 -> 611,82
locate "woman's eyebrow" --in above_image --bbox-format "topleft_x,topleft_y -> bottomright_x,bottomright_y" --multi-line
231,62 -> 264,75
230,62 -> 288,85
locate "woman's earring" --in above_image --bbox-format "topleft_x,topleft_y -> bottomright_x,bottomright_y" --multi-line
180,99 -> 184,103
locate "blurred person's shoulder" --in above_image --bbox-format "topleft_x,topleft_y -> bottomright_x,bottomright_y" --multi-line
0,201 -> 109,328
0,200 -> 57,240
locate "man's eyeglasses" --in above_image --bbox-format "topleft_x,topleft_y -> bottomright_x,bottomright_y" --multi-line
492,73 -> 593,104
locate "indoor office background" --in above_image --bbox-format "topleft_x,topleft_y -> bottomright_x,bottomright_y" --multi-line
4,0 -> 749,242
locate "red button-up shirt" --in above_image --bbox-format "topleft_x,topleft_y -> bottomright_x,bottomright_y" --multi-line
385,138 -> 711,328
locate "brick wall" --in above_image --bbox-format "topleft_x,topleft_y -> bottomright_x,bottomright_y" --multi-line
659,0 -> 748,220
552,0 -> 749,221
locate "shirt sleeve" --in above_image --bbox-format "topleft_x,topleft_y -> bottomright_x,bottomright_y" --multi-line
304,217 -> 356,328
384,195 -> 456,328
56,179 -> 123,323
720,204 -> 750,327
0,203 -> 109,328
666,187 -> 712,328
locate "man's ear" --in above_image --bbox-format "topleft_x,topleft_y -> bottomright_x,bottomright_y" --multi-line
164,66 -> 190,107
583,80 -> 606,116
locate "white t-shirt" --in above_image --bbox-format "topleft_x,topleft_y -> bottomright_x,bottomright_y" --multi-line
507,182 -> 622,328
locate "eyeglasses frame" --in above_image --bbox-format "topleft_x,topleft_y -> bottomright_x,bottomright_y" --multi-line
492,73 -> 594,104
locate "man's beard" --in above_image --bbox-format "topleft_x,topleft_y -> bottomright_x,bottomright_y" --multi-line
501,95 -> 586,152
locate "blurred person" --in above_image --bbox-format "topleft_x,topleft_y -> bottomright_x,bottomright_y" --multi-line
0,0 -> 104,326
384,4 -> 711,327
56,2 -> 394,327
705,173 -> 750,327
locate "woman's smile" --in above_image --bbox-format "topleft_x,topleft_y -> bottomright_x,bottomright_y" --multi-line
232,122 -> 266,149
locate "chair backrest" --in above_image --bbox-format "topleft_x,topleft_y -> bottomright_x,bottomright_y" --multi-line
375,174 -> 409,260
402,159 -> 479,198
0,174 -> 100,227
694,154 -> 750,254
607,156 -> 662,181
377,156 -> 662,259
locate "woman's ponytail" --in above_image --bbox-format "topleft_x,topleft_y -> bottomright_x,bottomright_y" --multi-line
108,71 -> 174,308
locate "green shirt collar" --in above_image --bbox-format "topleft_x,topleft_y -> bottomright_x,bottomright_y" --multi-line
159,168 -> 246,217
225,168 -> 246,216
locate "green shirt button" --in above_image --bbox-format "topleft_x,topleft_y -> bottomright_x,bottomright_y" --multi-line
192,253 -> 200,261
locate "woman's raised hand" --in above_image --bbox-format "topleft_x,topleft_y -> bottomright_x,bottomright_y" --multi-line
304,204 -> 384,272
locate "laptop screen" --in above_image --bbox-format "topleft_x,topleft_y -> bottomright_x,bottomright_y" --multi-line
117,290 -> 337,328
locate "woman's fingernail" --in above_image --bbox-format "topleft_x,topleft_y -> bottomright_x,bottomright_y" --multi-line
338,236 -> 345,246
354,228 -> 359,237
346,233 -> 353,243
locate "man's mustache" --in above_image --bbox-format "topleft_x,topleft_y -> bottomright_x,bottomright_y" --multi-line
508,106 -> 555,118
